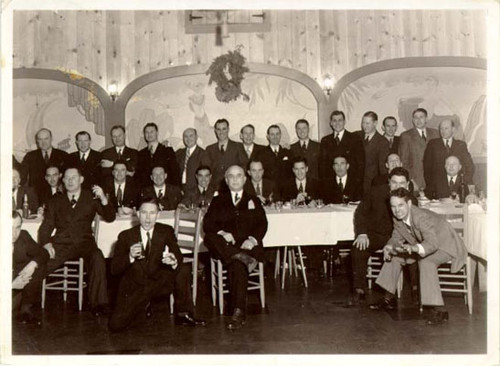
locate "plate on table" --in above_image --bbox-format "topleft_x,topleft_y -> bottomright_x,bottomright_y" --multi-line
348,201 -> 360,206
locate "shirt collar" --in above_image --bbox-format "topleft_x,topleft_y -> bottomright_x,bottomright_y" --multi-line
115,180 -> 126,189
231,190 -> 243,203
187,145 -> 197,154
416,127 -> 426,135
154,184 -> 166,194
384,134 -> 394,141
115,146 -> 125,154
148,141 -> 159,153
334,129 -> 345,140
67,190 -> 81,202
365,131 -> 376,140
296,178 -> 306,188
442,137 -> 453,144
299,139 -> 309,147
244,143 -> 254,151
270,144 -> 280,152
218,140 -> 228,149
403,211 -> 412,226
140,226 -> 154,245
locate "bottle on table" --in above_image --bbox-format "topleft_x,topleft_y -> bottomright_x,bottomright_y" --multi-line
22,193 -> 29,219
458,173 -> 466,204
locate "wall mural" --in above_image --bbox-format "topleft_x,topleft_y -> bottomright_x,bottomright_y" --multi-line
13,79 -> 105,162
338,67 -> 486,158
125,73 -> 318,151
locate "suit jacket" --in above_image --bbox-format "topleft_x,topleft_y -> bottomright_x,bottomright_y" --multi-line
13,186 -> 39,212
386,135 -> 400,155
424,174 -> 470,200
180,184 -> 217,207
68,149 -> 102,189
22,148 -> 69,198
206,140 -> 245,186
39,184 -> 64,208
399,127 -> 439,190
100,145 -> 138,179
141,184 -> 182,211
244,178 -> 276,202
372,174 -> 416,193
423,138 -> 475,190
13,230 -> 49,278
103,176 -> 140,210
238,143 -> 266,170
203,191 -> 268,261
13,155 -> 27,186
358,131 -> 390,198
175,145 -> 211,192
388,206 -> 467,273
321,173 -> 362,204
279,178 -> 321,202
257,145 -> 293,184
319,130 -> 365,183
110,223 -> 183,286
136,144 -> 181,189
290,140 -> 321,180
38,189 -> 116,247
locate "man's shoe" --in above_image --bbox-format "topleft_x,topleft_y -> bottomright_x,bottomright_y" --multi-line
232,253 -> 258,273
343,291 -> 366,308
226,308 -> 246,330
18,309 -> 41,326
145,302 -> 153,318
426,309 -> 449,325
369,297 -> 398,311
174,313 -> 206,326
91,304 -> 110,317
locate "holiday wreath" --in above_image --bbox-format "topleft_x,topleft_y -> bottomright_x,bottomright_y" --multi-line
206,46 -> 250,103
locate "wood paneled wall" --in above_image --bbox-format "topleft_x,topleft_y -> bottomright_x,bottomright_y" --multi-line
13,9 -> 486,91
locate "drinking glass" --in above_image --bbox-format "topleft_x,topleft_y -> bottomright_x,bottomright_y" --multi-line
450,191 -> 458,201
275,201 -> 283,212
316,199 -> 324,209
342,194 -> 350,205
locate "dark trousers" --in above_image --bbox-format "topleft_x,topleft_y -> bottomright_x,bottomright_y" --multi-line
302,246 -> 324,270
12,263 -> 47,312
351,232 -> 390,291
46,242 -> 108,308
108,264 -> 193,332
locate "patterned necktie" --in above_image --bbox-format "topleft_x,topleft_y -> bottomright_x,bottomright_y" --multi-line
446,139 -> 451,151
338,177 -> 343,192
256,183 -> 262,196
116,184 -> 123,206
158,189 -> 163,200
70,195 -> 77,208
421,130 -> 426,142
117,148 -> 122,159
274,148 -> 278,157
234,192 -> 240,205
149,145 -> 154,157
184,148 -> 191,172
449,177 -> 455,190
44,151 -> 49,163
301,142 -> 307,152
298,182 -> 304,194
81,153 -> 86,164
334,133 -> 340,145
246,147 -> 251,158
145,231 -> 151,259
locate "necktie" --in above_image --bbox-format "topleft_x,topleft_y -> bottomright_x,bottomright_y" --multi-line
404,222 -> 412,233
201,188 -> 206,197
364,135 -> 370,144
298,182 -> 304,194
334,133 -> 340,145
158,189 -> 163,200
246,147 -> 251,158
446,139 -> 451,150
116,184 -> 123,206
234,192 -> 240,205
389,138 -> 393,149
421,130 -> 426,142
220,145 -> 225,154
117,149 -> 122,159
338,178 -> 343,192
44,151 -> 49,163
149,145 -> 154,157
12,194 -> 16,209
449,177 -> 455,190
274,149 -> 278,157
145,231 -> 151,259
70,195 -> 77,207
81,153 -> 86,164
256,183 -> 262,196
184,148 -> 191,172
301,142 -> 307,152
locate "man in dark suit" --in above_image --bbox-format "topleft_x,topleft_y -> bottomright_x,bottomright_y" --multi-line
180,165 -> 217,208
358,111 -> 390,198
399,108 -> 439,191
425,156 -> 470,200
38,167 -> 116,316
136,122 -> 181,189
68,131 -> 102,189
423,119 -> 475,193
38,165 -> 64,209
258,124 -> 293,185
12,211 -> 49,324
206,119 -> 245,189
244,159 -> 276,205
108,198 -> 205,332
290,119 -> 321,180
280,156 -> 320,203
319,110 -> 365,185
382,116 -> 400,154
176,128 -> 210,194
103,160 -> 140,212
22,128 -> 68,198
141,166 -> 182,211
238,124 -> 266,169
12,167 -> 38,213
203,165 -> 268,330
372,188 -> 467,325
100,125 -> 138,179
321,155 -> 362,204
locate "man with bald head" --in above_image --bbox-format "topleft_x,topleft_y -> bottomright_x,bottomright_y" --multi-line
203,165 -> 268,330
176,128 -> 210,194
423,119 -> 475,194
22,128 -> 69,198
425,155 -> 469,200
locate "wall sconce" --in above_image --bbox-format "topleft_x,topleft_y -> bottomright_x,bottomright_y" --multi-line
108,82 -> 119,101
323,75 -> 334,96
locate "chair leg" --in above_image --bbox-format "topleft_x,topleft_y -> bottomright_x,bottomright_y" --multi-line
466,256 -> 473,314
192,259 -> 198,306
288,248 -> 294,277
291,249 -> 299,277
41,279 -> 46,309
63,266 -> 68,303
296,246 -> 308,288
170,294 -> 175,314
274,249 -> 280,279
78,258 -> 84,311
217,260 -> 224,315
281,246 -> 288,289
259,263 -> 265,308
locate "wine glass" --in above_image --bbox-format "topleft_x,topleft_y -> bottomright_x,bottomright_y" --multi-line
342,194 -> 350,205
275,201 -> 283,212
316,199 -> 324,209
450,191 -> 458,201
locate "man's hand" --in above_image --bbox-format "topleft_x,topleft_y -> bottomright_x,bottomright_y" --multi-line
12,275 -> 31,290
100,159 -> 114,168
218,231 -> 235,244
241,239 -> 257,250
353,234 -> 370,251
44,243 -> 56,259
92,185 -> 108,205
162,252 -> 178,269
129,243 -> 144,260
296,192 -> 307,203
257,195 -> 267,205
383,244 -> 394,261
37,206 -> 45,216
397,244 -> 416,255
19,261 -> 38,278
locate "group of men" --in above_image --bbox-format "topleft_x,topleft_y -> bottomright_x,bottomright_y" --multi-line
12,106 -> 473,331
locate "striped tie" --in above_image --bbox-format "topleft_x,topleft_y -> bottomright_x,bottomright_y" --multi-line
184,148 -> 190,172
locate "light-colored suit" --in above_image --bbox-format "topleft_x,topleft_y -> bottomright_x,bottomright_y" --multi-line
376,205 -> 467,306
399,127 -> 439,190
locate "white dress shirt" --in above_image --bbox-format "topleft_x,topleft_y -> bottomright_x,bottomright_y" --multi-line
114,181 -> 126,196
295,178 -> 307,192
231,190 -> 243,205
154,184 -> 166,198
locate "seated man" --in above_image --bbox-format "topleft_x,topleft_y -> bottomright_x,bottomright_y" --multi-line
203,165 -> 268,330
424,155 -> 469,200
141,166 -> 182,211
38,166 -> 116,316
371,188 -> 467,325
322,155 -> 362,204
38,165 -> 64,210
180,165 -> 217,208
12,166 -> 38,214
108,198 -> 205,332
103,160 -> 139,213
244,159 -> 276,205
12,211 -> 49,324
279,156 -> 320,204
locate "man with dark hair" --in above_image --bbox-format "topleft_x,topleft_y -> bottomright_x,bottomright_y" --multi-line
321,155 -> 362,204
136,122 -> 181,189
280,156 -> 320,203
12,211 -> 49,324
103,160 -> 140,212
371,153 -> 415,191
101,125 -> 138,179
38,165 -> 64,209
180,165 -> 217,208
382,116 -> 400,154
258,124 -> 293,185
371,188 -> 467,325
22,128 -> 69,198
108,198 -> 205,332
38,166 -> 116,316
399,108 -> 439,191
319,110 -> 365,185
176,128 -> 210,194
68,131 -> 102,189
238,124 -> 266,168
290,119 -> 320,180
12,166 -> 38,213
141,166 -> 182,211
244,159 -> 276,205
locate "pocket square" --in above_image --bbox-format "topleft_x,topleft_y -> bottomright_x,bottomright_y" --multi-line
283,156 -> 288,161
248,200 -> 255,210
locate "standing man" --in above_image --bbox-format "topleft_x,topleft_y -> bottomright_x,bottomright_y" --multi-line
238,124 -> 266,168
12,167 -> 38,213
206,119 -> 245,188
358,111 -> 390,198
258,124 -> 293,185
38,165 -> 64,209
319,111 -> 365,185
382,116 -> 400,154
22,128 -> 68,199
38,167 -> 116,316
203,165 -> 268,330
101,125 -> 138,179
244,159 -> 276,205
136,122 -> 181,189
103,160 -> 140,213
175,128 -> 210,194
399,108 -> 439,191
68,131 -> 102,189
108,198 -> 205,332
371,188 -> 467,325
141,166 -> 182,211
180,165 -> 218,208
321,155 -> 362,204
290,119 -> 320,180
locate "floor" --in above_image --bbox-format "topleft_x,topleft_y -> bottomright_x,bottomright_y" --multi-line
12,261 -> 487,355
